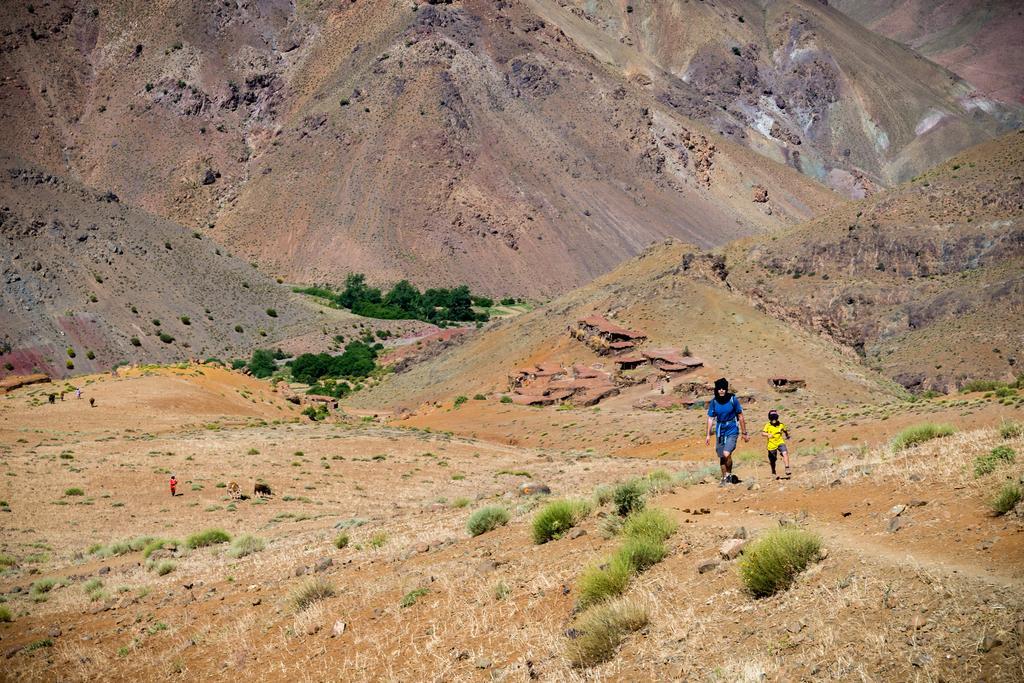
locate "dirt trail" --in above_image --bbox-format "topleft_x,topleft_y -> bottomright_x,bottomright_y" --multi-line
660,477 -> 1024,588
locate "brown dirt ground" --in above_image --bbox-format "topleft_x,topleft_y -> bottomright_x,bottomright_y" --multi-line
1,368 -> 1022,681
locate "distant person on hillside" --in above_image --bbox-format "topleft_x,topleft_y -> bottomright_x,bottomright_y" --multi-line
761,409 -> 792,479
169,475 -> 177,497
706,377 -> 748,486
76,388 -> 82,399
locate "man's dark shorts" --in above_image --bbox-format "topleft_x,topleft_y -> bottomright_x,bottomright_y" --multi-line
716,433 -> 738,459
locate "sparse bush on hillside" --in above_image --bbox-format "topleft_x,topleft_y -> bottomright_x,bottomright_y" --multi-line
961,379 -> 1006,393
64,487 -> 84,496
612,480 -> 645,517
141,538 -> 178,559
999,421 -> 1023,439
400,587 -> 429,608
265,308 -> 278,318
291,578 -> 335,612
621,508 -> 677,544
453,395 -> 468,408
333,534 -> 349,549
500,395 -> 512,403
891,423 -> 955,451
155,560 -> 176,576
180,315 -> 190,325
990,483 -> 1022,516
0,606 -> 11,622
566,600 -> 648,668
577,555 -> 633,610
615,534 -> 666,572
185,528 -> 231,549
228,535 -> 265,558
130,337 -> 141,347
532,499 -> 591,544
738,528 -> 822,597
974,445 -> 1016,476
158,332 -> 174,344
467,506 -> 510,537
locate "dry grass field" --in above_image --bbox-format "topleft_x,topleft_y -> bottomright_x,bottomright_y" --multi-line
1,365 -> 1022,681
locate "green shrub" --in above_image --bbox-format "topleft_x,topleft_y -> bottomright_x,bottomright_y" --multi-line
453,395 -> 468,408
612,480 -> 645,517
368,532 -> 388,549
158,332 -> 174,344
990,483 -> 1022,516
577,555 -> 633,610
0,606 -> 11,622
291,578 -> 336,611
155,560 -> 177,576
400,587 -> 429,608
500,395 -> 512,404
30,578 -> 57,596
130,337 -> 141,346
228,534 -> 265,558
532,499 -> 591,544
621,508 -> 677,543
185,528 -> 231,549
467,506 -> 510,537
265,308 -> 278,318
1000,421 -> 1023,439
738,528 -> 822,597
0,553 -> 15,568
473,394 -> 486,400
566,600 -> 648,668
452,497 -> 470,508
333,534 -> 350,549
64,487 -> 84,496
891,423 -> 955,451
614,535 -> 666,572
975,446 -> 1016,476
593,485 -> 614,506
961,379 -> 1005,393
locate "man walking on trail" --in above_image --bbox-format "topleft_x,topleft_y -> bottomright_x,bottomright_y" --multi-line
706,377 -> 748,486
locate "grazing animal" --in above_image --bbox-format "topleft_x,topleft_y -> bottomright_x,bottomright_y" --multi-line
254,482 -> 272,497
226,481 -> 242,500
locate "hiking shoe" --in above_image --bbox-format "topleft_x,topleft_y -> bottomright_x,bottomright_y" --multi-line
730,474 -> 740,484
719,476 -> 729,487
785,468 -> 792,478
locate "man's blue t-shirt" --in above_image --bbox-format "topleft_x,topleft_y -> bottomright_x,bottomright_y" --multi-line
707,395 -> 742,437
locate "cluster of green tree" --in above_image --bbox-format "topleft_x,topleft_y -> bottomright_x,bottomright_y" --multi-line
294,274 -> 490,324
289,340 -> 379,385
244,348 -> 289,378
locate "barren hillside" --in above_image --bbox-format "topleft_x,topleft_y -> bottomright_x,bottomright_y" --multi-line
832,0 -> 1024,106
718,130 -> 1024,392
0,157 -> 404,378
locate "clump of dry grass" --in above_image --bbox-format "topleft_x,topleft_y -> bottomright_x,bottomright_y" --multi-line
891,423 -> 955,451
566,599 -> 649,668
738,528 -> 822,597
291,578 -> 335,612
186,528 -> 231,549
990,483 -> 1022,516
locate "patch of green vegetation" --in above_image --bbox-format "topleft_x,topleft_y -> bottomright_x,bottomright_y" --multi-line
999,421 -> 1023,439
293,274 -> 489,324
0,606 -> 11,622
975,445 -> 1016,476
185,528 -> 231,549
612,480 -> 645,517
738,528 -> 822,597
531,499 -> 591,544
64,487 -> 85,496
367,532 -> 388,549
990,483 -> 1022,516
155,560 -> 177,576
467,506 -> 510,537
333,534 -> 349,549
400,587 -> 429,608
891,423 -> 955,451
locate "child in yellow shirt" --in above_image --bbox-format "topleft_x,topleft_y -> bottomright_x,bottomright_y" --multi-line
761,410 -> 791,479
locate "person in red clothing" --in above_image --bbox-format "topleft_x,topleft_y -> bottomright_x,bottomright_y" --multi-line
169,475 -> 177,497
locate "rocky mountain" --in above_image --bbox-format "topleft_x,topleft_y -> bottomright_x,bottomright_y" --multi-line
831,0 -> 1024,106
2,0 -> 1015,297
546,0 -> 1020,191
715,130 -> 1024,392
0,156 -> 324,378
